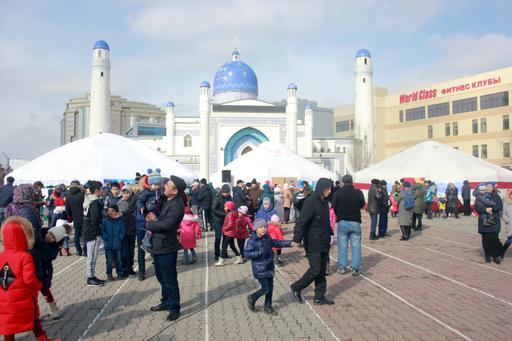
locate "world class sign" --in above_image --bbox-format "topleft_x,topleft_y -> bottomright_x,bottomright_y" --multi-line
399,77 -> 501,104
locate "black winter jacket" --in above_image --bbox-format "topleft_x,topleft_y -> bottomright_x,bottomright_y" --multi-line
212,193 -> 232,223
293,178 -> 333,253
198,185 -> 213,210
0,183 -> 14,206
244,232 -> 291,278
332,184 -> 365,223
65,186 -> 85,228
118,196 -> 136,236
232,186 -> 247,208
83,196 -> 103,242
475,191 -> 503,234
461,181 -> 471,200
147,195 -> 185,254
367,184 -> 382,214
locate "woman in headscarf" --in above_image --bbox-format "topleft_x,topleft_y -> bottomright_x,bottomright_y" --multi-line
5,184 -> 41,233
445,183 -> 459,219
475,183 -> 503,264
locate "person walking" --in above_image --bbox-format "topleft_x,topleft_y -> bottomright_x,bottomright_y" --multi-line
83,181 -> 105,286
367,179 -> 381,240
475,183 -> 503,264
332,175 -> 365,276
290,178 -> 335,305
397,181 -> 414,241
461,180 -> 471,216
378,180 -> 390,238
411,183 -> 426,231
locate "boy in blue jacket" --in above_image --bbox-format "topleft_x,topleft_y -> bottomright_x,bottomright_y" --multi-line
102,204 -> 126,280
244,218 -> 297,315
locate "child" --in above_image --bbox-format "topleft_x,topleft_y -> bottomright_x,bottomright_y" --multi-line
0,217 -> 61,341
179,207 -> 202,265
118,186 -> 137,276
389,193 -> 398,218
474,183 -> 496,226
235,206 -> 253,263
214,201 -> 240,266
267,214 -> 285,266
255,197 -> 278,222
102,205 -> 126,280
438,194 -> 447,218
51,208 -> 71,256
244,219 -> 294,316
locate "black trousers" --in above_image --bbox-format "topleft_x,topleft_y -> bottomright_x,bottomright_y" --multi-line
481,232 -> 503,259
237,238 -> 246,257
221,235 -> 240,258
412,212 -> 423,230
463,199 -> 471,216
291,251 -> 329,300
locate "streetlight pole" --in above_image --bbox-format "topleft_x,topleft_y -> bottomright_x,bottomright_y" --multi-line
1,152 -> 10,169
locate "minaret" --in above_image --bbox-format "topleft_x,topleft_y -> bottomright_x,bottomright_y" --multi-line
165,101 -> 176,155
199,81 -> 211,179
286,83 -> 298,152
354,48 -> 374,164
304,104 -> 313,157
89,40 -> 111,136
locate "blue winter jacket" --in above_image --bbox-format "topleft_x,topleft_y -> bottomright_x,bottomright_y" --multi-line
135,189 -> 154,231
244,232 -> 291,278
255,207 -> 277,222
102,216 -> 126,250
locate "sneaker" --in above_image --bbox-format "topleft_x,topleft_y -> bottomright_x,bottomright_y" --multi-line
87,277 -> 104,286
337,268 -> 349,275
264,307 -> 278,316
138,272 -> 145,281
127,269 -> 137,276
247,295 -> 256,312
352,269 -> 360,277
93,276 -> 106,283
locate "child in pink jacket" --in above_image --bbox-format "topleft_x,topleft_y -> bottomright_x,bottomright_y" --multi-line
235,206 -> 253,263
179,207 -> 202,265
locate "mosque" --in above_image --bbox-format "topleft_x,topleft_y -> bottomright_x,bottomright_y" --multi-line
60,40 -> 360,179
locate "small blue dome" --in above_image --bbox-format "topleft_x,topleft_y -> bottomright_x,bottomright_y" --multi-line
213,52 -> 258,97
93,40 -> 110,51
304,103 -> 312,110
232,50 -> 240,56
356,49 -> 370,58
287,83 -> 298,90
165,101 -> 175,108
200,80 -> 211,88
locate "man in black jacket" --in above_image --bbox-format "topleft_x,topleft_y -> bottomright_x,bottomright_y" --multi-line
0,176 -> 14,225
146,175 -> 186,321
232,180 -> 247,208
211,184 -> 232,260
83,181 -> 105,286
367,179 -> 382,240
66,181 -> 85,256
461,180 -> 471,216
291,177 -> 335,305
197,179 -> 213,231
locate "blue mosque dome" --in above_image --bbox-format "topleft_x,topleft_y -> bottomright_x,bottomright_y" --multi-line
213,51 -> 258,98
304,103 -> 312,110
287,83 -> 298,90
93,40 -> 110,51
165,101 -> 175,108
356,49 -> 370,58
200,80 -> 211,88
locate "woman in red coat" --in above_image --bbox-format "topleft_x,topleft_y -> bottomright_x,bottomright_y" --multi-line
0,217 -> 60,341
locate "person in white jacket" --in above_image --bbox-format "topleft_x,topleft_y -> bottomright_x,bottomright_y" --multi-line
502,189 -> 512,257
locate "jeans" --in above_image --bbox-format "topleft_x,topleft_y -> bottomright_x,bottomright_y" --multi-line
105,249 -> 123,276
183,248 -> 196,263
63,235 -> 69,249
463,199 -> 471,216
136,229 -> 147,274
369,213 -> 378,237
250,277 -> 274,308
291,252 -> 329,300
213,220 -> 223,259
122,234 -> 136,273
426,202 -> 433,219
221,235 -> 240,258
378,212 -> 388,236
337,220 -> 361,271
153,252 -> 180,312
74,224 -> 83,255
86,238 -> 101,278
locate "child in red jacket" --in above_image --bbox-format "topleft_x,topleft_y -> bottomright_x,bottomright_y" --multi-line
0,217 -> 61,341
215,201 -> 240,266
267,214 -> 285,265
235,206 -> 253,263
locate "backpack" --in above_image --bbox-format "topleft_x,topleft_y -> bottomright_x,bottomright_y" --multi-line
404,190 -> 415,210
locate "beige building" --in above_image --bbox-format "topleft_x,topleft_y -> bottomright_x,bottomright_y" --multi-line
335,67 -> 512,170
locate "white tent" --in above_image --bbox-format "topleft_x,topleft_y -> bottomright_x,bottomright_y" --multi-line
7,133 -> 197,185
210,142 -> 339,187
353,140 -> 512,191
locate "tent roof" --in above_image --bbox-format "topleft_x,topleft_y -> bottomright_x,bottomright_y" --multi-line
353,140 -> 512,185
211,141 -> 339,187
7,133 -> 197,185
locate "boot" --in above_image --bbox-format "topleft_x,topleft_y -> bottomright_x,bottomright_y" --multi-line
65,248 -> 71,256
399,226 -> 406,241
49,301 -> 62,320
58,248 -> 63,256
406,226 -> 412,240
214,258 -> 225,266
234,256 -> 243,264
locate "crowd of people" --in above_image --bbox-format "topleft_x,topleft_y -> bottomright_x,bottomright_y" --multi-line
0,170 -> 511,340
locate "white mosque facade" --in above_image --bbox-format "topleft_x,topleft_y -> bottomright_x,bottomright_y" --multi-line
61,40 -> 358,179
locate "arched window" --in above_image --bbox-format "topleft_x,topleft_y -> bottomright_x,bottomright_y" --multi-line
241,146 -> 253,155
184,135 -> 192,147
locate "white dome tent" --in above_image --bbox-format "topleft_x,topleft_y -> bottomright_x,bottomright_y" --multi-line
7,133 -> 197,185
211,142 -> 339,187
353,140 -> 512,192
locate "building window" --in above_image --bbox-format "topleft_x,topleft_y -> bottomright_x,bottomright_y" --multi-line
399,110 -> 404,123
350,120 -> 354,130
427,125 -> 433,139
363,78 -> 366,83
453,146 -> 459,150
480,118 -> 487,133
481,91 -> 509,110
445,123 -> 451,137
481,144 -> 487,159
452,97 -> 477,114
472,145 -> 479,157
97,50 -> 102,58
504,114 -> 510,130
137,126 -> 166,136
472,119 -> 478,134
405,106 -> 425,121
428,102 -> 450,118
184,135 -> 192,147
100,72 -> 104,77
336,120 -> 351,132
364,58 -> 367,65
453,122 -> 458,136
504,143 -> 511,158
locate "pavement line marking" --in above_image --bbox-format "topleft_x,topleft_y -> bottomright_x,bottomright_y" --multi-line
363,245 -> 512,307
275,266 -> 340,341
53,257 -> 85,277
204,233 -> 209,341
423,247 -> 512,275
327,255 -> 473,340
422,235 -> 480,249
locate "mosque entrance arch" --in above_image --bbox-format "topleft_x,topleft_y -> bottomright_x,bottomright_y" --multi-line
224,127 -> 268,165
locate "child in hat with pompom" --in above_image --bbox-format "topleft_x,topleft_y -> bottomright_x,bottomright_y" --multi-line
235,205 -> 253,263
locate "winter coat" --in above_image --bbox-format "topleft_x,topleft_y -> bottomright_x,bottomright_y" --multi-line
197,184 -> 213,210
82,194 -> 103,242
502,194 -> 512,237
102,216 -> 126,250
413,185 -> 426,214
367,184 -> 382,214
189,186 -> 201,206
0,183 -> 14,206
222,210 -> 238,237
380,186 -> 390,213
30,234 -> 52,291
244,232 -> 292,279
425,186 -> 434,203
329,208 -> 336,230
235,215 -> 253,239
232,186 -> 247,208
255,206 -> 277,222
258,186 -> 275,209
390,194 -> 398,213
283,188 -> 293,209
5,185 -> 42,235
267,223 -> 284,251
179,214 -> 202,249
0,222 -> 42,335
332,184 -> 365,223
65,186 -> 85,228
461,181 -> 471,200
293,178 -> 333,253
135,189 -> 154,231
273,192 -> 284,220
397,189 -> 413,226
247,187 -> 262,209
446,186 -> 458,209
475,191 -> 503,234
212,193 -> 232,223
118,196 -> 136,236
146,195 -> 185,254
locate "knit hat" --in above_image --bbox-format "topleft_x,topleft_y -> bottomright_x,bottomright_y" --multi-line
238,205 -> 248,215
253,218 -> 267,230
170,175 -> 187,192
478,183 -> 486,191
221,184 -> 231,193
225,201 -> 236,211
49,220 -> 69,242
262,197 -> 271,205
251,178 -> 257,185
270,214 -> 280,223
121,185 -> 133,194
148,168 -> 163,185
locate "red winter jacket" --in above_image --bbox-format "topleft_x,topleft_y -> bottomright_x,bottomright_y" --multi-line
222,210 -> 238,237
0,221 -> 42,335
267,223 -> 284,251
235,215 -> 253,240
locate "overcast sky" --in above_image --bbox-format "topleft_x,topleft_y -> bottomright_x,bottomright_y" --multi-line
1,0 -> 511,162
